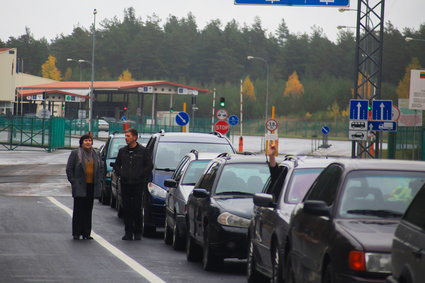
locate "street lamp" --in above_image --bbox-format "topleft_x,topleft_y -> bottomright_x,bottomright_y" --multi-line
337,25 -> 356,30
66,58 -> 91,81
405,37 -> 425,42
247,55 -> 269,131
88,8 -> 97,133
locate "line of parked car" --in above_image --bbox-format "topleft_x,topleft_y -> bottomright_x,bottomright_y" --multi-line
98,130 -> 425,283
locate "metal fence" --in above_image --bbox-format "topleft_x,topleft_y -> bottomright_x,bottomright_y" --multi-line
388,126 -> 424,161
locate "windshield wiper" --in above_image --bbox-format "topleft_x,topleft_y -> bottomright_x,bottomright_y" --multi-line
215,191 -> 253,196
346,209 -> 403,218
155,168 -> 174,172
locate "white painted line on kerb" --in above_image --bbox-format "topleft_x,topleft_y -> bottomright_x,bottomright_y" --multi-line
47,196 -> 165,283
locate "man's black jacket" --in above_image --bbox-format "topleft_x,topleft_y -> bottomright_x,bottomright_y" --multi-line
114,143 -> 153,185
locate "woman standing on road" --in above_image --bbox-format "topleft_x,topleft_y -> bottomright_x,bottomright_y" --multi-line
66,134 -> 103,240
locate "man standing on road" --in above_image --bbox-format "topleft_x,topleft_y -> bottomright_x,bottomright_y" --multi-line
114,128 -> 153,240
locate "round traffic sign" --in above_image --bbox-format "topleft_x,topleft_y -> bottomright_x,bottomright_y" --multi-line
266,119 -> 278,132
392,105 -> 400,121
216,109 -> 228,120
214,120 -> 230,135
228,115 -> 239,126
321,126 -> 330,135
176,112 -> 190,126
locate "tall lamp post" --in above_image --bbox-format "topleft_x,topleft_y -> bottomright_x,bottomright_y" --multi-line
247,56 -> 269,131
88,8 -> 97,134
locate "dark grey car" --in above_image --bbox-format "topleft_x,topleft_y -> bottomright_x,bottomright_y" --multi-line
387,182 -> 425,283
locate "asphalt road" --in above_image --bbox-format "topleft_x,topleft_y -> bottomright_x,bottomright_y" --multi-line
0,150 -> 246,283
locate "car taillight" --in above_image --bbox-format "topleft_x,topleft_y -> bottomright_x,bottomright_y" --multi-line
349,251 -> 366,271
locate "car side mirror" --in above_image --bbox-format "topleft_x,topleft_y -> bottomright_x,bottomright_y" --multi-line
110,162 -> 115,167
253,193 -> 275,208
192,188 -> 210,198
303,200 -> 330,217
164,179 -> 177,188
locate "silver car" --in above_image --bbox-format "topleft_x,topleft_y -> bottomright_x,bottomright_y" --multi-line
163,150 -> 220,250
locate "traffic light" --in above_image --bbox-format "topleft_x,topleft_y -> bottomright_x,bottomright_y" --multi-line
123,106 -> 128,111
169,107 -> 174,113
219,97 -> 225,108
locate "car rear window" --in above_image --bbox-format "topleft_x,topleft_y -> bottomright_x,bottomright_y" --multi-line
339,170 -> 425,219
284,168 -> 324,204
154,142 -> 233,170
108,138 -> 127,158
215,163 -> 269,195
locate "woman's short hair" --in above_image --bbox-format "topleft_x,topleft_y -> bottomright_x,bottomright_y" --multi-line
79,134 -> 93,147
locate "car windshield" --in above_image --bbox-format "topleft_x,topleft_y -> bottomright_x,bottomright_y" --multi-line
154,142 -> 233,170
215,163 -> 269,195
284,168 -> 324,204
181,160 -> 211,185
339,170 -> 425,219
108,138 -> 127,159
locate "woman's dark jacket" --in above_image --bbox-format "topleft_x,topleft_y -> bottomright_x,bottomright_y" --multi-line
113,143 -> 153,185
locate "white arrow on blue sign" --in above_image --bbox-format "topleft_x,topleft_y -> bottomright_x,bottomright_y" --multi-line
349,100 -> 368,120
175,112 -> 190,126
372,100 -> 392,121
321,126 -> 330,135
235,0 -> 349,6
228,115 -> 239,126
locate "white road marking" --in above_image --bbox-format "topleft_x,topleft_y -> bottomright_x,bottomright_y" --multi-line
47,196 -> 165,283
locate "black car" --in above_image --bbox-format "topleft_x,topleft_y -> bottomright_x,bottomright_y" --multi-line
286,159 -> 425,283
142,131 -> 236,236
186,154 -> 270,271
164,151 -> 220,250
248,157 -> 335,283
387,181 -> 425,283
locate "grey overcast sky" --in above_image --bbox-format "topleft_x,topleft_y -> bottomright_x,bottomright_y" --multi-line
0,0 -> 423,43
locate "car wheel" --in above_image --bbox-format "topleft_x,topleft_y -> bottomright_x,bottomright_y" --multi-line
323,262 -> 335,283
186,231 -> 202,262
202,226 -> 223,271
141,195 -> 155,237
172,218 -> 185,250
271,244 -> 283,283
164,215 -> 173,245
247,239 -> 268,283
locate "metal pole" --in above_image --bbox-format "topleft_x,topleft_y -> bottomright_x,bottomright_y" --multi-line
89,8 -> 97,133
211,88 -> 216,132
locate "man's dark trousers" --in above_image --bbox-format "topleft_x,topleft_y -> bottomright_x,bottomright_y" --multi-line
121,183 -> 143,236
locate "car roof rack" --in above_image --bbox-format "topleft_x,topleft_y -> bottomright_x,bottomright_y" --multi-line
190,149 -> 199,159
209,131 -> 224,138
216,152 -> 231,159
283,155 -> 299,167
158,129 -> 165,135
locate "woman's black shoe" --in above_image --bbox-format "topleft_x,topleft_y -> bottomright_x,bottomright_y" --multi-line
122,234 -> 133,240
83,236 -> 94,240
73,235 -> 80,240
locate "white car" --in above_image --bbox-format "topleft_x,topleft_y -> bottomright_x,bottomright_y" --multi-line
98,119 -> 109,131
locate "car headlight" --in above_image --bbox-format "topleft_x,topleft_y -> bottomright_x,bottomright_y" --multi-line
365,252 -> 391,273
217,212 -> 250,228
147,182 -> 167,198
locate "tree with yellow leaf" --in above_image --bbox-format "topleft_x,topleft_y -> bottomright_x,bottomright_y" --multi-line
41,55 -> 62,80
118,69 -> 135,81
283,71 -> 304,97
328,101 -> 340,122
396,57 -> 421,98
242,75 -> 255,100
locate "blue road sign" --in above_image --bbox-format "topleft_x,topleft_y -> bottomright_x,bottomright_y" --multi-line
368,121 -> 397,131
372,100 -> 393,121
321,125 -> 330,135
349,100 -> 368,120
235,0 -> 349,6
228,115 -> 239,126
176,112 -> 190,126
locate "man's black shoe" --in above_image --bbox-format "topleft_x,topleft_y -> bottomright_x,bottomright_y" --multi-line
134,233 -> 141,240
122,234 -> 133,240
83,236 -> 94,240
